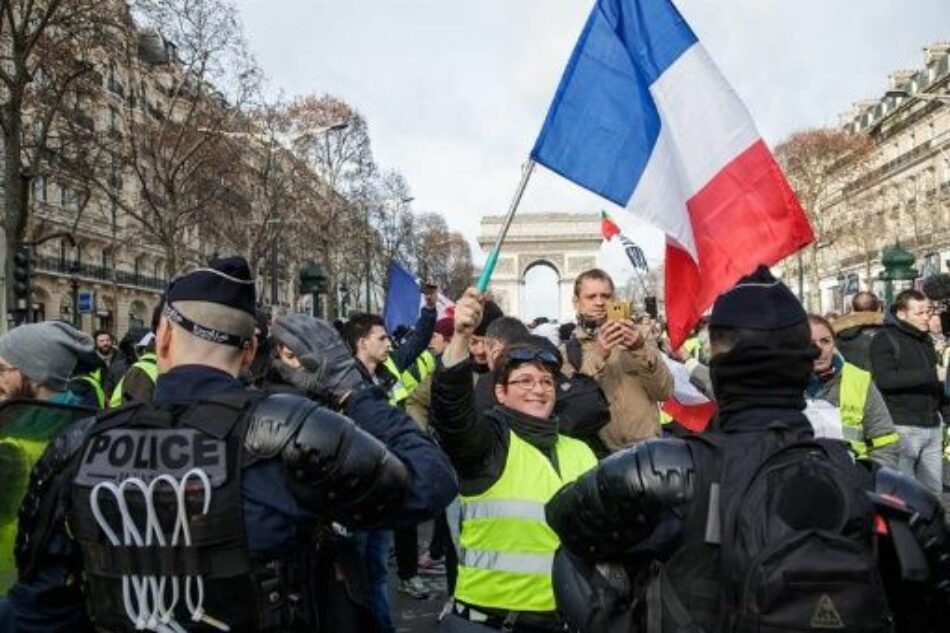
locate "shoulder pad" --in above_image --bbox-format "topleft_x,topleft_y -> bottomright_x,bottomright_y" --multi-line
599,438 -> 696,509
244,392 -> 315,459
49,415 -> 99,465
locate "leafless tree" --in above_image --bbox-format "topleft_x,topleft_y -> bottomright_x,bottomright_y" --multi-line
775,128 -> 873,310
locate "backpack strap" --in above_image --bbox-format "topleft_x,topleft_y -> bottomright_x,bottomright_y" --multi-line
879,329 -> 901,364
566,336 -> 584,372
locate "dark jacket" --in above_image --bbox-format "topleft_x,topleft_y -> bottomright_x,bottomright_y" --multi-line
8,365 -> 457,633
834,311 -> 884,371
431,357 -> 562,496
390,306 -> 437,374
869,316 -> 943,428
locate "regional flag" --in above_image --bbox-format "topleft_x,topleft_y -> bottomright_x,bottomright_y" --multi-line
531,0 -> 813,347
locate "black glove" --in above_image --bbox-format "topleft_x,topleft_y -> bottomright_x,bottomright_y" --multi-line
271,314 -> 365,407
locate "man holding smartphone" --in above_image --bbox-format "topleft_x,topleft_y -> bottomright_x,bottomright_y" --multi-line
562,268 -> 673,452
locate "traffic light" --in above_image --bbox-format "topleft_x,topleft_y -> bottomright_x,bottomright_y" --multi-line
13,246 -> 32,313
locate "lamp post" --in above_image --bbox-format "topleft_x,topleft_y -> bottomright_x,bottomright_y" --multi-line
299,260 -> 328,318
878,242 -> 919,307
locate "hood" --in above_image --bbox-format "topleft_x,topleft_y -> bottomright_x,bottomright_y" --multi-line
832,311 -> 883,335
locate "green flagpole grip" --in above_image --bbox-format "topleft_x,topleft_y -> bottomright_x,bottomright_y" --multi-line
477,249 -> 500,293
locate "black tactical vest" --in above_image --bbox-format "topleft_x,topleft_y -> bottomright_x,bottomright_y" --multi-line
69,392 -> 318,632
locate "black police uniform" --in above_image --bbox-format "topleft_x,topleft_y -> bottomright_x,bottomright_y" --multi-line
9,258 -> 458,633
544,268 -> 950,633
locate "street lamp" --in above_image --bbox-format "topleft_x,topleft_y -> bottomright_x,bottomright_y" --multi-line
299,260 -> 328,318
878,242 -> 919,307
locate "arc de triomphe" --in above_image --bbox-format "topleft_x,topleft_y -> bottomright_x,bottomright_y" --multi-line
477,212 -> 601,323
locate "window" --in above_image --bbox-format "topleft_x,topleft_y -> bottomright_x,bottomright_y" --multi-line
32,176 -> 46,203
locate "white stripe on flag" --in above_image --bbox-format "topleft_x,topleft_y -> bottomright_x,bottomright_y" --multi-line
626,44 -> 760,259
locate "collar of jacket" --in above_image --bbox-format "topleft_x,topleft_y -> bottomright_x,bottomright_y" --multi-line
487,405 -> 559,452
831,311 -> 883,336
886,315 -> 931,341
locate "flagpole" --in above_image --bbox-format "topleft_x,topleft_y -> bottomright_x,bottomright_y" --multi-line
476,159 -> 536,293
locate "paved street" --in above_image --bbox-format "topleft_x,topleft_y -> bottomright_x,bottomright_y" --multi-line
391,522 -> 448,633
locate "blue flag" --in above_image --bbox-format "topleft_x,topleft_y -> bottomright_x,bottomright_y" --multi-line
384,260 -> 420,334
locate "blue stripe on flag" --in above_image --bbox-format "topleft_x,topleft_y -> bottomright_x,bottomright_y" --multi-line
531,0 -> 697,206
384,260 -> 421,334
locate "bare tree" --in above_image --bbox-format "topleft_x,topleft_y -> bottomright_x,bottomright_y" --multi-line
775,128 -> 873,310
0,0 -> 112,322
72,0 -> 263,277
283,94 -> 377,312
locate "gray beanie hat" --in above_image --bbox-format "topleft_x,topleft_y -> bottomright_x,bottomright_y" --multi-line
0,322 -> 94,391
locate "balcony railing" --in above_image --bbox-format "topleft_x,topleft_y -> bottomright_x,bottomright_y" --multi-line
33,254 -> 166,291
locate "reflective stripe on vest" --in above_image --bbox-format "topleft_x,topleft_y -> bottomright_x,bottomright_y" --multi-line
75,375 -> 105,409
839,362 -> 899,457
109,353 -> 158,408
455,431 -> 597,613
382,357 -> 409,406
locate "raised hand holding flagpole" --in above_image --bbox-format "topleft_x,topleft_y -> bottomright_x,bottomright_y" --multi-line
475,160 -> 536,293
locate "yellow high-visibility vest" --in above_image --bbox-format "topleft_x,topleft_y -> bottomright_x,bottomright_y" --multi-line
109,353 -> 158,408
839,362 -> 899,458
455,431 -> 597,613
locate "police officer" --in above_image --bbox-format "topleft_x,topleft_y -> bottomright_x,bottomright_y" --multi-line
8,257 -> 458,633
545,267 -> 949,633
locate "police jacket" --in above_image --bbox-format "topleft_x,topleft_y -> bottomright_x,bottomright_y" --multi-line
544,407 -> 950,633
9,365 -> 458,633
869,316 -> 944,428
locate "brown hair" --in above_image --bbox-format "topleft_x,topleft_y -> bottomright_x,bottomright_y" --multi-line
807,313 -> 834,338
573,268 -> 615,298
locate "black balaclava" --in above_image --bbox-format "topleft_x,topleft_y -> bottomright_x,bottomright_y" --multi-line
707,265 -> 817,417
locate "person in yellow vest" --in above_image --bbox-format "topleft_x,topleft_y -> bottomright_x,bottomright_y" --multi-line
432,288 -> 598,632
0,322 -> 94,596
108,332 -> 158,407
805,314 -> 900,468
66,351 -> 108,409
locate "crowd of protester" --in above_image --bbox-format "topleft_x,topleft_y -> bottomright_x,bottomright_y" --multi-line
0,259 -> 946,633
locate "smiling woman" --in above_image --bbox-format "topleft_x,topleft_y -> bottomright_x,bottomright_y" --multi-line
430,289 -> 597,630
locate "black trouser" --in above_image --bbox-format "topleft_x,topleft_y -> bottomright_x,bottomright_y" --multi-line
394,524 -> 418,581
429,512 -> 459,594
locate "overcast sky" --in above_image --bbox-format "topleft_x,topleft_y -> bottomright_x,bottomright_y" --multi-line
233,0 -> 949,297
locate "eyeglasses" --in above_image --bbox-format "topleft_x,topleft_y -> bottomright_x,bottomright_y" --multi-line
506,376 -> 556,391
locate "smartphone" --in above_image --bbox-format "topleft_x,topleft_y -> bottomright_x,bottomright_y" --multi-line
606,299 -> 631,322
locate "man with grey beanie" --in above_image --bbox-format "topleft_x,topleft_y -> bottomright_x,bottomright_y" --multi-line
0,322 -> 93,403
0,322 -> 95,601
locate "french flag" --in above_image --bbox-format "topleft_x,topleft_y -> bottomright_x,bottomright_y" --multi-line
532,0 -> 813,348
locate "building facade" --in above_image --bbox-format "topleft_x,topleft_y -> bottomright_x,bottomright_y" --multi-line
778,42 -> 950,314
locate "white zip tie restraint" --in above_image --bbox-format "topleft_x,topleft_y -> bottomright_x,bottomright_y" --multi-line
90,468 -> 230,632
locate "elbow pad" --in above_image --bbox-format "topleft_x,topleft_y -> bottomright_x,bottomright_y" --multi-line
874,466 -> 950,601
245,394 -> 410,526
547,439 -> 695,560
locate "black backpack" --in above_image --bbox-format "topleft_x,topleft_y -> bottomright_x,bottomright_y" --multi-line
558,337 -> 612,453
645,429 -> 894,633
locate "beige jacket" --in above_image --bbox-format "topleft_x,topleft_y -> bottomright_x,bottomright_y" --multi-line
562,328 -> 674,451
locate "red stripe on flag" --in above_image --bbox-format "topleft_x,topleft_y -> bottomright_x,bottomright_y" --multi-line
601,217 -> 621,241
665,140 -> 813,348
